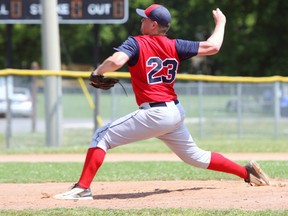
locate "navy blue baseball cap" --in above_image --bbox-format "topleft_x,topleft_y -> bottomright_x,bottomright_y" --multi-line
136,4 -> 171,27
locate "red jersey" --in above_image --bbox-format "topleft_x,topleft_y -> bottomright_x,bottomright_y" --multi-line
128,35 -> 180,106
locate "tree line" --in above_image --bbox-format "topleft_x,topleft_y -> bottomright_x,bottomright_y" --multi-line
0,0 -> 287,77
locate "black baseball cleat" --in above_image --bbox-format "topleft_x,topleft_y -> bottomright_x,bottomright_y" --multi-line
244,160 -> 270,186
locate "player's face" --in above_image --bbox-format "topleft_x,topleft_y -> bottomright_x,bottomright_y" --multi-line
140,17 -> 156,35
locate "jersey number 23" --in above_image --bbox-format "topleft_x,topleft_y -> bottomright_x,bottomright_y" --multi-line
147,57 -> 179,84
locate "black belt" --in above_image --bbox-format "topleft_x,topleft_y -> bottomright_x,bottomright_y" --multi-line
149,100 -> 179,107
140,100 -> 179,109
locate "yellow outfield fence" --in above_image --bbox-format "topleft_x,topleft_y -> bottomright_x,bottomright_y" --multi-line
1,68 -> 288,83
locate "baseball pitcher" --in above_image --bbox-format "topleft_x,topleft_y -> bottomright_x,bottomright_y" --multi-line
54,4 -> 269,200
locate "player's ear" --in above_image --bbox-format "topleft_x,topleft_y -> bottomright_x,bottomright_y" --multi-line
152,21 -> 158,28
152,21 -> 160,32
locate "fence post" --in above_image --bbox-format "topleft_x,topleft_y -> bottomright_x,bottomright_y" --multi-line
274,81 -> 281,137
237,82 -> 242,138
93,90 -> 100,131
30,61 -> 39,133
198,81 -> 203,139
111,87 -> 117,121
93,24 -> 100,130
5,76 -> 13,148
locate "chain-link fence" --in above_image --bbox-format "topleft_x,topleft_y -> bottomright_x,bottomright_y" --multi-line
0,69 -> 287,149
111,81 -> 288,139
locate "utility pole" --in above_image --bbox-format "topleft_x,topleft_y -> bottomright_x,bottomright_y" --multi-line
5,24 -> 13,148
41,0 -> 62,146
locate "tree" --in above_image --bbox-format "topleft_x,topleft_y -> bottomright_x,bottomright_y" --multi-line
1,0 -> 287,76
214,0 -> 288,76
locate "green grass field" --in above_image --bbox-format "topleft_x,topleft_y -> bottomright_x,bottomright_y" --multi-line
1,161 -> 287,183
2,208 -> 287,216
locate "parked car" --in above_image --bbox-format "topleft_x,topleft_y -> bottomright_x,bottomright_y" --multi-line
0,87 -> 32,117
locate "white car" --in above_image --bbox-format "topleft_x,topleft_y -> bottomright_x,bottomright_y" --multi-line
0,87 -> 32,117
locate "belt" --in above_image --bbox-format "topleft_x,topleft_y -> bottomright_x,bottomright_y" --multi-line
140,100 -> 179,109
149,100 -> 179,107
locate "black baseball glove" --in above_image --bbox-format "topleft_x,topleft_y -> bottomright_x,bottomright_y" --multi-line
89,73 -> 119,90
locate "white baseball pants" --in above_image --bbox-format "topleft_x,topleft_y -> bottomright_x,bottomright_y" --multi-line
89,101 -> 211,169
